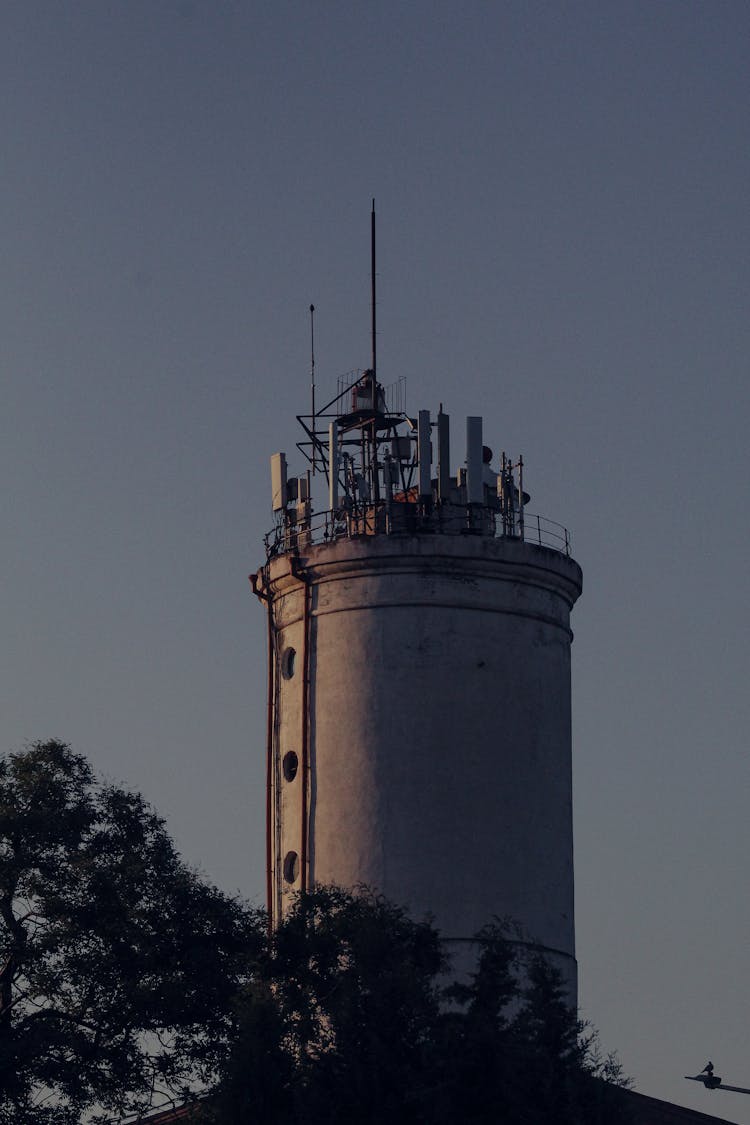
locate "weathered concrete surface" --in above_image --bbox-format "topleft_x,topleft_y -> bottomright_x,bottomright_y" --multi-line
259,533 -> 582,994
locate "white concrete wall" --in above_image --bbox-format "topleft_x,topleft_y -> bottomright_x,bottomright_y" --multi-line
260,534 -> 582,992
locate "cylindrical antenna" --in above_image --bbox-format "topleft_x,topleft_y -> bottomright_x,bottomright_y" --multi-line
310,304 -> 316,474
370,200 -> 376,381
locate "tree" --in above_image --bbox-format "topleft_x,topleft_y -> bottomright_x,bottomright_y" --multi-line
205,885 -> 447,1124
205,891 -> 632,1125
0,744 -> 630,1123
0,740 -> 263,1125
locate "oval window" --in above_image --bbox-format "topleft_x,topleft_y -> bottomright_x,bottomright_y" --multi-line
280,647 -> 296,679
282,751 -> 299,782
283,851 -> 299,884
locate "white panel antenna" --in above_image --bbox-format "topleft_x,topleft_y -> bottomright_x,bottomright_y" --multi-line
437,408 -> 450,501
418,410 -> 432,499
466,417 -> 483,504
271,452 -> 288,511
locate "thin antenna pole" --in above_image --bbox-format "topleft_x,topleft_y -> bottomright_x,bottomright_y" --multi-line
518,454 -> 524,541
369,201 -> 380,510
309,304 -> 316,474
370,200 -> 376,380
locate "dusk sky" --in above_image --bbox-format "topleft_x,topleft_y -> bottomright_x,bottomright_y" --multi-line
2,3 -> 748,1118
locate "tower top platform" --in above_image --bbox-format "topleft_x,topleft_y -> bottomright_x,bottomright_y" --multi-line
265,371 -> 573,565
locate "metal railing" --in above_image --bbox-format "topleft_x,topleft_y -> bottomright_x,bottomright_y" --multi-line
264,504 -> 571,560
521,512 -> 571,555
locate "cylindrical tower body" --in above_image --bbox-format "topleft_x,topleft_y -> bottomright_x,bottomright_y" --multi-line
256,530 -> 582,990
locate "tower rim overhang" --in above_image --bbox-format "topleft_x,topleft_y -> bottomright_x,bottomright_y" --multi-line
255,533 -> 582,614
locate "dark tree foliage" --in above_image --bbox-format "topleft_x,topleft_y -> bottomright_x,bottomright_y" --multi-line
0,742 -> 630,1124
0,741 -> 263,1125
204,891 -> 632,1125
205,886 -> 447,1124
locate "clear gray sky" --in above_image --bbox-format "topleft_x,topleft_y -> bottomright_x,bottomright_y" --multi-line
2,2 -> 748,1118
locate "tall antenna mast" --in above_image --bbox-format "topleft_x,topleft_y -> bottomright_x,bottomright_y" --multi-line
370,199 -> 376,380
369,200 -> 379,506
309,303 -> 316,474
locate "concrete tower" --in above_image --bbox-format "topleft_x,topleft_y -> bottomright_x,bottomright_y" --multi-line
252,221 -> 582,993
